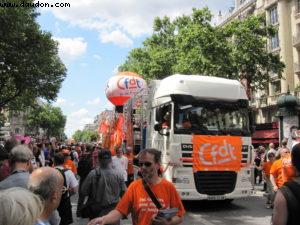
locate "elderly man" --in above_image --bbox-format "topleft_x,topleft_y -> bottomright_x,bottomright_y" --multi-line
88,148 -> 185,225
0,144 -> 33,189
28,167 -> 65,225
272,143 -> 300,225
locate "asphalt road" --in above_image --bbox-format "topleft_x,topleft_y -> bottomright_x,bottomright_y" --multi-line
71,185 -> 271,225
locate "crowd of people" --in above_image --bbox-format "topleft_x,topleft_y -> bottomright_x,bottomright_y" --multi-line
0,138 -> 185,225
2,134 -> 300,225
252,139 -> 300,225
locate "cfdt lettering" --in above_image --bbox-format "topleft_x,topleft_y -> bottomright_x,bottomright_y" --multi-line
117,77 -> 142,90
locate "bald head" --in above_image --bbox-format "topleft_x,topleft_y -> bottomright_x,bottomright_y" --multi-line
28,167 -> 63,202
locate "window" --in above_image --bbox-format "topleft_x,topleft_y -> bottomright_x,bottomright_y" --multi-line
271,80 -> 281,94
269,6 -> 278,24
174,101 -> 250,136
298,0 -> 300,13
270,32 -> 279,50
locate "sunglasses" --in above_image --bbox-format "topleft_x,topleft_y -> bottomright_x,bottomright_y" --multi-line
139,161 -> 153,167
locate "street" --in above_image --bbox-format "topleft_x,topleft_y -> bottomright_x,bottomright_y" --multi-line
71,185 -> 272,225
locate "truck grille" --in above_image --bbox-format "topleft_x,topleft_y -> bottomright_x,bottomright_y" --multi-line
194,171 -> 237,195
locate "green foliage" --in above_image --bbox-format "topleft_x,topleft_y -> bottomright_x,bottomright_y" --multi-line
27,104 -> 66,138
0,0 -> 66,110
223,14 -> 285,90
119,8 -> 285,92
72,129 -> 99,143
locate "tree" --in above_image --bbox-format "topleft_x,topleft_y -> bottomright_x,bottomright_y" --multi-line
223,14 -> 285,96
119,8 -> 285,94
72,130 -> 83,143
0,0 -> 67,111
72,130 -> 99,143
27,104 -> 66,138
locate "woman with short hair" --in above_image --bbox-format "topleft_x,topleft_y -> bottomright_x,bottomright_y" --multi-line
0,187 -> 43,225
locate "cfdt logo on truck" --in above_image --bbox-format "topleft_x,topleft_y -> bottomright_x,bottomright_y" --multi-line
192,136 -> 242,171
117,77 -> 143,90
198,140 -> 237,165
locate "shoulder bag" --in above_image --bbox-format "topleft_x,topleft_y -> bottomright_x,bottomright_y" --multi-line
79,168 -> 103,219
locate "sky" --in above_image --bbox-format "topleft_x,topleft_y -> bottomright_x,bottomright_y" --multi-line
36,0 -> 235,137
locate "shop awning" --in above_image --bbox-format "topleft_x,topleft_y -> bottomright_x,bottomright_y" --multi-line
252,129 -> 278,139
252,129 -> 279,144
252,138 -> 279,144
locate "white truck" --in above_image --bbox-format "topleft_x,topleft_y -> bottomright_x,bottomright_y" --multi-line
123,74 -> 253,200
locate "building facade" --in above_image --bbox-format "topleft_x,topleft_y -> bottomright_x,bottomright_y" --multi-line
219,0 -> 300,145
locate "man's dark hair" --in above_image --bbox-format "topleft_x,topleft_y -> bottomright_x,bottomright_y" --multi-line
53,153 -> 65,165
0,145 -> 8,160
4,138 -> 18,153
292,143 -> 300,172
138,148 -> 161,163
98,149 -> 111,168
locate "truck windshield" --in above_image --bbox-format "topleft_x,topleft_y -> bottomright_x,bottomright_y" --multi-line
174,102 -> 250,136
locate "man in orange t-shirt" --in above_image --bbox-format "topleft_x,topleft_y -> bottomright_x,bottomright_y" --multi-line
62,149 -> 77,175
88,148 -> 185,225
270,148 -> 296,192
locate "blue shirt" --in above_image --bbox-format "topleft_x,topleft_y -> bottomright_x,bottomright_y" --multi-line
0,169 -> 29,190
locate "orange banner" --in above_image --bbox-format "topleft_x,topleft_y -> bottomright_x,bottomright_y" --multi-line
192,135 -> 242,172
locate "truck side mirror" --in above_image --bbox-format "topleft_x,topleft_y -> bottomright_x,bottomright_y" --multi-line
154,123 -> 162,131
155,108 -> 162,122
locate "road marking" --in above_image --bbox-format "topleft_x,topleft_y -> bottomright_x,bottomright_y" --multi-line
189,212 -> 216,225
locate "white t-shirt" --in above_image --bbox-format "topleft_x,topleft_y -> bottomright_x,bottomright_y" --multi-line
55,166 -> 78,191
112,156 -> 128,181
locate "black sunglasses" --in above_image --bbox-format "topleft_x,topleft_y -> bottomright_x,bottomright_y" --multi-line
139,161 -> 153,167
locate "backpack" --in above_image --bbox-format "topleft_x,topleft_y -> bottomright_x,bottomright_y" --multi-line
56,168 -> 73,224
280,181 -> 300,225
56,168 -> 70,199
77,153 -> 92,178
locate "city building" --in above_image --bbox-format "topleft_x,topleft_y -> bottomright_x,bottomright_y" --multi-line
219,0 -> 300,146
